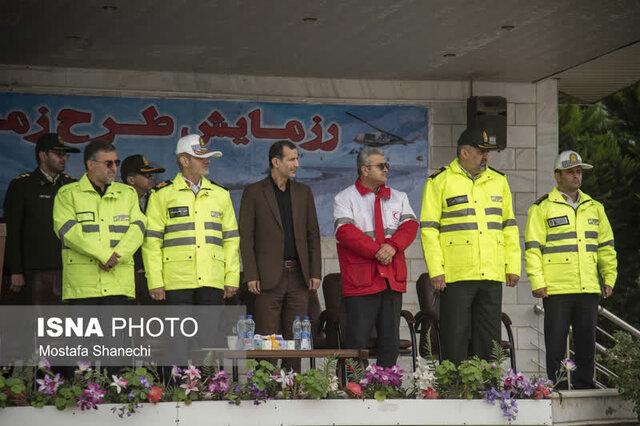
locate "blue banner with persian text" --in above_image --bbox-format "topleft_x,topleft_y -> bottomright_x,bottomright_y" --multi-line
0,92 -> 428,235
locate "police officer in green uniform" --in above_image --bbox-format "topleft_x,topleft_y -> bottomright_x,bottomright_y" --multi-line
420,128 -> 521,365
3,133 -> 79,304
525,150 -> 617,388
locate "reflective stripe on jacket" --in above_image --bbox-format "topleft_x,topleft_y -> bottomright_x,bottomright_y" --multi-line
524,187 -> 617,295
53,174 -> 146,300
333,180 -> 419,297
420,158 -> 521,283
142,173 -> 240,291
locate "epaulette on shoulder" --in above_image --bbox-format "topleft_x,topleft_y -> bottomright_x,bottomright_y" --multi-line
488,166 -> 505,176
534,194 -> 549,205
153,180 -> 172,191
211,181 -> 229,191
429,167 -> 446,179
15,172 -> 31,180
62,173 -> 77,182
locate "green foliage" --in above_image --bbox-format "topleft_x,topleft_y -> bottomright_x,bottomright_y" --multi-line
559,84 -> 640,328
434,357 -> 502,399
0,372 -> 27,407
602,331 -> 640,420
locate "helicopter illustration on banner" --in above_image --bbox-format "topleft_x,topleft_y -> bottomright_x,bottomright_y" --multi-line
346,112 -> 418,147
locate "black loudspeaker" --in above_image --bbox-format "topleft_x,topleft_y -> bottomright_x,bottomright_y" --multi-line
467,96 -> 507,150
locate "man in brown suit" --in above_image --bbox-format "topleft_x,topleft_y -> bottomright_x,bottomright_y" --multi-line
239,140 -> 322,352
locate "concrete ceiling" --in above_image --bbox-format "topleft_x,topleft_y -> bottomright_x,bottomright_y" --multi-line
1,0 -> 639,103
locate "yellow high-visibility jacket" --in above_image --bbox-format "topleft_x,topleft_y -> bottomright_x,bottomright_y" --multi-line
524,187 -> 617,295
420,159 -> 521,283
53,174 -> 146,300
142,173 -> 240,291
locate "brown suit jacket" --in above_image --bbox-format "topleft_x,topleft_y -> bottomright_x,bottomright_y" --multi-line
239,176 -> 321,290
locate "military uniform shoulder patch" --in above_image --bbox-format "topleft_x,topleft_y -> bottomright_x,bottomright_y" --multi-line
534,194 -> 549,205
488,166 -> 505,176
153,180 -> 173,190
211,181 -> 229,191
62,173 -> 77,182
15,172 -> 31,180
429,167 -> 446,179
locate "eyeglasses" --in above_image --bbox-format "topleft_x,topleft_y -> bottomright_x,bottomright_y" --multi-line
92,159 -> 121,168
367,162 -> 390,171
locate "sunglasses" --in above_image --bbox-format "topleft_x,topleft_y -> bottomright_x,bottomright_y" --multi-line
367,162 -> 390,171
93,159 -> 121,168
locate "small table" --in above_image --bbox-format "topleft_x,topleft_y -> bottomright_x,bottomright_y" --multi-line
194,349 -> 369,381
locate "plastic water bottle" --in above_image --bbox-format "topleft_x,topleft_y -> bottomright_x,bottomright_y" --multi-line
245,314 -> 255,350
292,316 -> 302,350
236,315 -> 246,350
301,316 -> 313,350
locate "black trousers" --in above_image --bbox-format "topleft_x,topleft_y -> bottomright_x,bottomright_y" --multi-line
439,280 -> 502,365
543,293 -> 599,389
345,287 -> 402,368
165,287 -> 224,305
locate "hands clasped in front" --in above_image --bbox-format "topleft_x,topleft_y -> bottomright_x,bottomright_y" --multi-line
375,243 -> 396,265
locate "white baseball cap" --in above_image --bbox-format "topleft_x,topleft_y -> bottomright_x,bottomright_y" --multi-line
554,150 -> 593,171
176,134 -> 222,159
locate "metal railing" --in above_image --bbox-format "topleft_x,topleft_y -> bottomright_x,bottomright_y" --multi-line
532,303 -> 640,389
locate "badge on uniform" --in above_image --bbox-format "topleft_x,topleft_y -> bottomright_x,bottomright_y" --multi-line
446,195 -> 468,207
113,214 -> 130,222
547,216 -> 569,228
491,195 -> 503,202
76,211 -> 95,223
211,211 -> 222,218
588,218 -> 599,225
168,206 -> 189,218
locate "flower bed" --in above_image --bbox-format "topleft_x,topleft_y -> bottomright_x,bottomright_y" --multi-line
0,353 -> 561,424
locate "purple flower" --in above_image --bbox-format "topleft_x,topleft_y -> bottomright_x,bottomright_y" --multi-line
38,357 -> 51,370
76,381 -> 105,411
36,373 -> 63,396
75,360 -> 91,376
246,370 -> 254,379
127,391 -> 135,401
139,376 -> 151,388
561,359 -> 577,371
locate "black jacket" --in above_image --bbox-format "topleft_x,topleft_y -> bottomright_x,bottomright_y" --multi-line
3,168 -> 76,273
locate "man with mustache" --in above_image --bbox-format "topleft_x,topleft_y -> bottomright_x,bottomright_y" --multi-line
53,140 -> 146,304
3,133 -> 78,304
420,127 -> 521,365
524,150 -> 617,389
333,147 -> 418,367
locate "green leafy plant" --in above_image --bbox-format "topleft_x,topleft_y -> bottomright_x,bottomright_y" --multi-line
602,331 -> 640,420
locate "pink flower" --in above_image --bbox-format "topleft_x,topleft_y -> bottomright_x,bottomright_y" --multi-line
180,380 -> 198,396
182,365 -> 201,381
346,382 -> 362,397
36,373 -> 63,396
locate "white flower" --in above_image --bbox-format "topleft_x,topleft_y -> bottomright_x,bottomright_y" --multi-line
110,375 -> 128,394
413,359 -> 436,391
328,375 -> 339,392
273,369 -> 296,390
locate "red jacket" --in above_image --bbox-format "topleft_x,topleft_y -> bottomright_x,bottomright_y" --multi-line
333,180 -> 419,297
